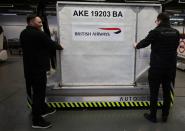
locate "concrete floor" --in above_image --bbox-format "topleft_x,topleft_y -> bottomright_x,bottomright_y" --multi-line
0,56 -> 185,131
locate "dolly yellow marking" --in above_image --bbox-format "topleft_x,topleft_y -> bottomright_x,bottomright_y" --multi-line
84,102 -> 89,107
61,102 -> 65,108
70,102 -> 75,108
116,102 -> 120,107
125,102 -> 129,107
88,102 -> 93,107
130,102 -> 134,107
65,102 -> 70,108
111,102 -> 116,107
134,102 -> 139,107
102,102 -> 106,107
51,102 -> 56,108
56,102 -> 61,108
79,102 -> 84,107
93,102 -> 98,107
97,102 -> 102,107
139,102 -> 143,106
107,102 -> 112,107
120,102 -> 125,107
74,102 -> 79,107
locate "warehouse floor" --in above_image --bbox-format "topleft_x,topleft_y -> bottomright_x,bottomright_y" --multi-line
0,56 -> 185,131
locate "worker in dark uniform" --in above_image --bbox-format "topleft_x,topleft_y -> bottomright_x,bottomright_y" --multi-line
134,12 -> 180,123
20,15 -> 63,128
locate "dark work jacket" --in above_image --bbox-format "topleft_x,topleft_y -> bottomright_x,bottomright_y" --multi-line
20,26 -> 63,78
136,23 -> 180,69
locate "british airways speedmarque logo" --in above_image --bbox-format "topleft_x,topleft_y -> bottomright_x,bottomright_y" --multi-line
99,28 -> 122,34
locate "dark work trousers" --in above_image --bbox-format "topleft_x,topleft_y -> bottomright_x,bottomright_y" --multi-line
25,78 -> 32,103
148,68 -> 176,117
26,72 -> 48,120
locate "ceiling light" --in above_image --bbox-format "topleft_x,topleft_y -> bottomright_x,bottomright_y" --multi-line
0,4 -> 14,8
0,13 -> 17,16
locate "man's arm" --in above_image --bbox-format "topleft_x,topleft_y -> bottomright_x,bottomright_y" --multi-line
135,30 -> 157,49
41,32 -> 63,50
49,40 -> 63,50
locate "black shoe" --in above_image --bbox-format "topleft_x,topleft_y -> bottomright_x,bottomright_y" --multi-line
32,117 -> 52,129
162,116 -> 168,122
42,108 -> 56,117
144,113 -> 157,123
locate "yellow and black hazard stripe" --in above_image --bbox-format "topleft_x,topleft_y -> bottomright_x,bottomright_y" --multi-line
27,101 -> 163,109
46,101 -> 163,109
27,97 -> 32,109
170,83 -> 174,107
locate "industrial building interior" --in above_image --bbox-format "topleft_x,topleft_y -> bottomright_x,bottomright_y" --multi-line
0,0 -> 185,131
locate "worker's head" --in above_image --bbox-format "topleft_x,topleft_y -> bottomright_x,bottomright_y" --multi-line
155,12 -> 170,26
26,15 -> 43,30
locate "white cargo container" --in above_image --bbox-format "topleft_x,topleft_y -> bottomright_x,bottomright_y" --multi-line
44,2 -> 167,109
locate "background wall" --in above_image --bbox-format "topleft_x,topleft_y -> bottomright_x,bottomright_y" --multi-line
0,15 -> 57,39
1,15 -> 184,40
172,25 -> 185,34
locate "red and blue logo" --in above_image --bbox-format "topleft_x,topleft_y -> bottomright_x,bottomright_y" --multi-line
99,28 -> 122,34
